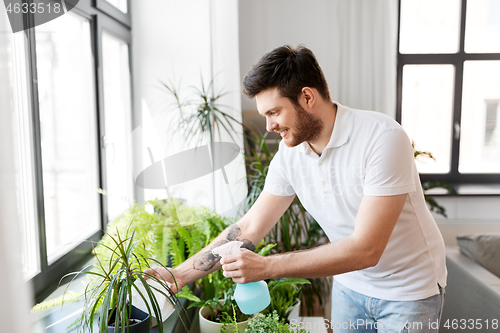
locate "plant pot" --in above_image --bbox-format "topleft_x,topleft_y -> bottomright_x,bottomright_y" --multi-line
287,300 -> 301,323
199,301 -> 253,333
107,305 -> 151,333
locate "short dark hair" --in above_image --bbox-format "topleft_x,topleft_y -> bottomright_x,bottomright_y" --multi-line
242,45 -> 331,105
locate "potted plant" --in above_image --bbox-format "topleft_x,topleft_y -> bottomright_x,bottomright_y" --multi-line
161,77 -> 242,145
177,269 -> 253,333
62,230 -> 187,333
198,298 -> 253,333
262,278 -> 310,323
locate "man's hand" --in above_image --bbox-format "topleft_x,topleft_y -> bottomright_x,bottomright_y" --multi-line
220,249 -> 269,284
143,266 -> 185,294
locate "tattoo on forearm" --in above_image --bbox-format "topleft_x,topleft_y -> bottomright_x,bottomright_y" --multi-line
192,224 -> 257,271
240,239 -> 256,251
227,224 -> 242,240
193,240 -> 227,271
193,251 -> 221,271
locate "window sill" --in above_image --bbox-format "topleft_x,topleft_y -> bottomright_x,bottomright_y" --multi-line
425,183 -> 500,196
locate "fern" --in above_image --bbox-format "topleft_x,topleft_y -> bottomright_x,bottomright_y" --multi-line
31,291 -> 82,312
190,226 -> 203,255
161,224 -> 173,265
176,226 -> 194,258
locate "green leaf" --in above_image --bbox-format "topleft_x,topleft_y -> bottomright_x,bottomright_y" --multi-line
258,243 -> 277,256
176,291 -> 201,303
282,278 -> 311,285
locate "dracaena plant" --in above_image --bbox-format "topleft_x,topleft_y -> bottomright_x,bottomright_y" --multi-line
161,76 -> 242,146
62,230 -> 188,333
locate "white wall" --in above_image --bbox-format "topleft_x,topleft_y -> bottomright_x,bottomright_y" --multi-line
239,0 -> 398,117
238,0 -> 500,245
131,0 -> 247,216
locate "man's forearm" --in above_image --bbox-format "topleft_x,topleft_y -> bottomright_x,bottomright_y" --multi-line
175,222 -> 259,285
265,237 -> 378,280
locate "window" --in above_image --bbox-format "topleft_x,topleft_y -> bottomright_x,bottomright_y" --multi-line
397,0 -> 500,183
1,0 -> 133,301
36,11 -> 101,264
101,27 -> 134,222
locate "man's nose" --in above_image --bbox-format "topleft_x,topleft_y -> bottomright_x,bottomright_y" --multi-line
266,118 -> 277,132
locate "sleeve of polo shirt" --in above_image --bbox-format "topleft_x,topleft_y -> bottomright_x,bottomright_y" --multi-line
263,148 -> 295,196
363,127 -> 416,196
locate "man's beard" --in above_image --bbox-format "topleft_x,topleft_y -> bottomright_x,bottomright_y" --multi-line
283,104 -> 323,147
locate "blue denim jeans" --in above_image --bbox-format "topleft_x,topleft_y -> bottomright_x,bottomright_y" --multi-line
331,280 -> 445,333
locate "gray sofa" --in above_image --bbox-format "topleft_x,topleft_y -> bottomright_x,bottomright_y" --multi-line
440,246 -> 500,332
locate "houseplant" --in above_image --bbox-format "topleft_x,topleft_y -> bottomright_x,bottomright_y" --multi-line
242,311 -> 307,333
62,230 -> 186,333
161,77 -> 242,145
261,278 -> 310,323
197,295 -> 253,333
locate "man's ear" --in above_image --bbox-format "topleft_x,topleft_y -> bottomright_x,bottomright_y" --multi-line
301,87 -> 316,108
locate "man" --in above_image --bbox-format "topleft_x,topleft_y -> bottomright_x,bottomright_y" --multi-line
146,45 -> 447,332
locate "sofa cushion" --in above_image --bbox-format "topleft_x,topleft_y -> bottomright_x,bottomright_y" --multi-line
456,234 -> 500,278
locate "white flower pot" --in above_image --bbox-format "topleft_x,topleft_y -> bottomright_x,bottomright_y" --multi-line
287,300 -> 301,323
198,301 -> 253,333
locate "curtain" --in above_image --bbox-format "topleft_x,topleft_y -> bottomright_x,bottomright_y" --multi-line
328,0 -> 398,117
0,6 -> 33,332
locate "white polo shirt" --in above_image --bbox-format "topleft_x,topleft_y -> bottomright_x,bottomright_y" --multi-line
263,102 -> 447,301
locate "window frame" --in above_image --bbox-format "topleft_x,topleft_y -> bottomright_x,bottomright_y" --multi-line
396,0 -> 500,184
17,0 -> 133,302
94,0 -> 131,27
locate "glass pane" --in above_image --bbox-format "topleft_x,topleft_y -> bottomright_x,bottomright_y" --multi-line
465,0 -> 500,53
401,65 -> 455,173
400,0 -> 461,54
102,32 -> 134,221
1,4 -> 40,279
459,61 -> 500,173
35,12 -> 101,264
105,0 -> 128,13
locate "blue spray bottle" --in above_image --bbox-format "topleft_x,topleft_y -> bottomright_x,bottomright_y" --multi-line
212,241 -> 271,314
